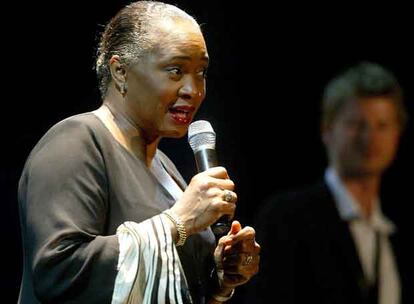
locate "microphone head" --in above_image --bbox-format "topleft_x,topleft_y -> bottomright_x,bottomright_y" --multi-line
188,120 -> 216,153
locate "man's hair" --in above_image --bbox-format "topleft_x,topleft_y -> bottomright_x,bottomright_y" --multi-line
95,1 -> 197,97
322,62 -> 407,127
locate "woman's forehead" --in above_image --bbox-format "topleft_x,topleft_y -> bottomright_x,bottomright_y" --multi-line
148,22 -> 207,60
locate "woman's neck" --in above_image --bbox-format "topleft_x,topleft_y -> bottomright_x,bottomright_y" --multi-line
94,100 -> 159,166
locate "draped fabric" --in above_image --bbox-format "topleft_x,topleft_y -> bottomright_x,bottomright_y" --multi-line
112,216 -> 192,304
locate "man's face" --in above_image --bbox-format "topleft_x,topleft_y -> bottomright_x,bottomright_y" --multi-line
323,97 -> 402,177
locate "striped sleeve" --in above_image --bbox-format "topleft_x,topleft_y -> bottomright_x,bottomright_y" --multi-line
111,215 -> 192,304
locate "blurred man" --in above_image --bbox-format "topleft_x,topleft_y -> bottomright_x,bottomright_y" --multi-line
249,62 -> 408,304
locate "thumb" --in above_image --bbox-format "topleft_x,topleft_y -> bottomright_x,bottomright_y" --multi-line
229,220 -> 242,235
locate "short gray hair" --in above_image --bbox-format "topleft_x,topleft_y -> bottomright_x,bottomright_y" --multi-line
95,1 -> 197,97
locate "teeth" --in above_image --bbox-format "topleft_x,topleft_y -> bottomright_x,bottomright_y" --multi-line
170,108 -> 189,113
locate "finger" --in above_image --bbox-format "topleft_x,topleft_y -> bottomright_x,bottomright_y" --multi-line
216,201 -> 236,219
222,274 -> 249,288
209,192 -> 237,218
223,254 -> 260,277
221,190 -> 237,205
213,178 -> 235,191
223,263 -> 258,276
223,265 -> 259,279
224,228 -> 260,254
225,240 -> 261,256
222,221 -> 242,251
229,220 -> 242,235
223,253 -> 260,268
226,226 -> 256,247
191,173 -> 234,191
203,166 -> 229,179
214,234 -> 231,270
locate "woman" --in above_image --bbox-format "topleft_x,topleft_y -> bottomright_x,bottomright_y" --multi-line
18,1 -> 260,303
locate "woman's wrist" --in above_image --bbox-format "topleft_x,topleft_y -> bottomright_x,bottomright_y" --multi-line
209,288 -> 235,303
163,213 -> 178,242
162,209 -> 187,246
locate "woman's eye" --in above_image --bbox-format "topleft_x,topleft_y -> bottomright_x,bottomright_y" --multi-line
167,67 -> 182,76
198,68 -> 208,79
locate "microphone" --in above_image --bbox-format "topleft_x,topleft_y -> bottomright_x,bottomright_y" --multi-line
188,120 -> 231,236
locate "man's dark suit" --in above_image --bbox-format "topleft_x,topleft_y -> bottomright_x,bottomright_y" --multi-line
247,181 -> 408,304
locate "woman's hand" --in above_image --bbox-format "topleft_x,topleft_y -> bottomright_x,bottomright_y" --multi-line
214,221 -> 260,291
170,166 -> 237,236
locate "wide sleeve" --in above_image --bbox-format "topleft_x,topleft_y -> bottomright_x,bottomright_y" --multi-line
112,217 -> 192,304
18,120 -> 119,303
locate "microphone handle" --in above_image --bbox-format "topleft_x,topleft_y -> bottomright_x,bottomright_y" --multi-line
194,149 -> 231,236
194,148 -> 218,171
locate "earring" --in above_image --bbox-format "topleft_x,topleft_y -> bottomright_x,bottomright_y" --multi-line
120,83 -> 127,96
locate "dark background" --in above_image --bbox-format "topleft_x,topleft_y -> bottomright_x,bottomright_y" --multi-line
2,1 -> 413,302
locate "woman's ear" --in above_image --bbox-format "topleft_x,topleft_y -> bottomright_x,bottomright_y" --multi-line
109,55 -> 127,95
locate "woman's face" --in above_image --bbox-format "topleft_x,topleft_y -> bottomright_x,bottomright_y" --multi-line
124,18 -> 209,141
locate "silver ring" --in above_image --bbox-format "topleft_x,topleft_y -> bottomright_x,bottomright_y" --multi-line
222,190 -> 234,202
243,254 -> 253,266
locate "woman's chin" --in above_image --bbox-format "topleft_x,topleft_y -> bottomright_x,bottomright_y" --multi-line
162,127 -> 188,139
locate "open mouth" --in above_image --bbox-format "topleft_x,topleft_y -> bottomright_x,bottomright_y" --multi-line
168,105 -> 195,124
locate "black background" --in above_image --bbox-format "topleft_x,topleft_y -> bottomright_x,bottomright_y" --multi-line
2,1 -> 413,302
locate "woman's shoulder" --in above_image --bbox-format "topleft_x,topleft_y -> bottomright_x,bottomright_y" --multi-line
25,113 -> 109,165
47,112 -> 104,136
18,113 -> 110,208
39,112 -> 107,143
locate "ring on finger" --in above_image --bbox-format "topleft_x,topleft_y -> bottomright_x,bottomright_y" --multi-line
222,189 -> 234,202
242,254 -> 254,266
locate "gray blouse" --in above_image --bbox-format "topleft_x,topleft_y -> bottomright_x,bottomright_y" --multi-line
18,113 -> 216,303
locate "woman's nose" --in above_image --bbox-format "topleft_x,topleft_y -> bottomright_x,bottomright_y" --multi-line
179,76 -> 203,99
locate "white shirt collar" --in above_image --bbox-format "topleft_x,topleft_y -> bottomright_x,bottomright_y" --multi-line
324,167 -> 396,235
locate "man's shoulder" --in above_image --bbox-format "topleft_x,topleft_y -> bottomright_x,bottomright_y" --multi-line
261,181 -> 330,214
